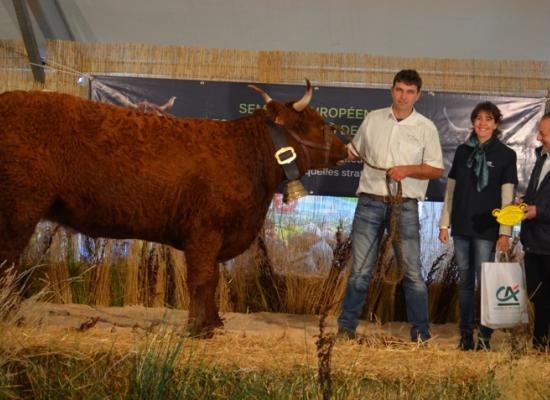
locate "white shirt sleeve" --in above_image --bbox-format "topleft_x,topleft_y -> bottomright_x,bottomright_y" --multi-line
422,122 -> 444,169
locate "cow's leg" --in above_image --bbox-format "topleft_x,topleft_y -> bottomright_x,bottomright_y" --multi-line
0,193 -> 52,270
184,233 -> 224,337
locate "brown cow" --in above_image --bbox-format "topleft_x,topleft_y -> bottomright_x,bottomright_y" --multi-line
0,80 -> 348,335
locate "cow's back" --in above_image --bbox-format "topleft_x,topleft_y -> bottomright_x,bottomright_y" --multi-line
0,91 -> 280,256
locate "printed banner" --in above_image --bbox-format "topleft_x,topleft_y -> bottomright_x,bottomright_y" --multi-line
91,76 -> 546,200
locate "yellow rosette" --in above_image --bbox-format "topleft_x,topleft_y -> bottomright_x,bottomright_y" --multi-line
492,203 -> 528,226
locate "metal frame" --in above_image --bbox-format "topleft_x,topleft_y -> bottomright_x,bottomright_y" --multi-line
12,0 -> 75,83
12,0 -> 44,83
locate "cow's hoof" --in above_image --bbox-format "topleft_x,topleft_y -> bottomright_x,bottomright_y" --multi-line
185,320 -> 224,339
185,329 -> 214,339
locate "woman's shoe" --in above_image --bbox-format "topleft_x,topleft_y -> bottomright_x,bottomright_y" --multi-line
476,337 -> 491,351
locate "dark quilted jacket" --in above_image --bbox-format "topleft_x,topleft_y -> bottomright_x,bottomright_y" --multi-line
521,147 -> 550,255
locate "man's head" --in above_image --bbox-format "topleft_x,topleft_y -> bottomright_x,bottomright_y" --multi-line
391,69 -> 422,117
392,69 -> 422,91
538,112 -> 550,153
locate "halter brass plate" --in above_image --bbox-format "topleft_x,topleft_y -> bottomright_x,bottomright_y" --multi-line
274,146 -> 297,165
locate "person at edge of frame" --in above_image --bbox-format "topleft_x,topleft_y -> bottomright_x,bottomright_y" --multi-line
337,69 -> 444,343
439,101 -> 517,351
521,111 -> 550,352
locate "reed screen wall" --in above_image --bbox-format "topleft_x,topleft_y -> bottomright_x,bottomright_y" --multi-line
1,39 -> 549,102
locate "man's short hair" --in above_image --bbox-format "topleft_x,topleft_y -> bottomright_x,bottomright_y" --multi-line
541,111 -> 550,121
393,69 -> 422,91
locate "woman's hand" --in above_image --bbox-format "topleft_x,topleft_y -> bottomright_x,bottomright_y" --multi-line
438,228 -> 449,244
496,235 -> 510,252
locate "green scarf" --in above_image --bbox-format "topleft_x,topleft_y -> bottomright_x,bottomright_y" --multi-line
464,135 -> 492,192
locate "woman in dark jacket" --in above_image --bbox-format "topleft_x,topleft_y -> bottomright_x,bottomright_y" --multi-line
439,101 -> 517,351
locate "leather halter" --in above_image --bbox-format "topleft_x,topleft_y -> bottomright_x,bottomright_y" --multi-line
266,119 -> 302,182
284,124 -> 333,166
267,118 -> 334,171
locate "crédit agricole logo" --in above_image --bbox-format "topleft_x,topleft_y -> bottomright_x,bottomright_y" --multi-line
495,284 -> 520,306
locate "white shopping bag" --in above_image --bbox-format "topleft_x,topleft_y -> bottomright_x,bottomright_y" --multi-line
481,257 -> 529,329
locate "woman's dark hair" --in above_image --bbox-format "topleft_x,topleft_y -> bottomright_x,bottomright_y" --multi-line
470,101 -> 503,137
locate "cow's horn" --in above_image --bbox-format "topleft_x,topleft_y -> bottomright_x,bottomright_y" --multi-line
292,79 -> 312,112
248,84 -> 272,104
160,96 -> 176,111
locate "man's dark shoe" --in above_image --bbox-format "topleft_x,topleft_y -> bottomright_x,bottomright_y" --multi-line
336,328 -> 356,341
411,333 -> 431,347
458,334 -> 475,351
476,337 -> 491,351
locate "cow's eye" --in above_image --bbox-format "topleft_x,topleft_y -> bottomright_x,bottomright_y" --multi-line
327,123 -> 338,132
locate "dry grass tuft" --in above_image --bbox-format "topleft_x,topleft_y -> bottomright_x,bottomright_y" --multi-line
354,332 -> 408,348
0,263 -> 23,321
0,264 -> 49,329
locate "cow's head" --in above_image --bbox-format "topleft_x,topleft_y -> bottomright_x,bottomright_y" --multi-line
249,79 -> 348,173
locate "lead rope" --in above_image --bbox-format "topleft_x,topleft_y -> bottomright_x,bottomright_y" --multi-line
347,142 -> 407,284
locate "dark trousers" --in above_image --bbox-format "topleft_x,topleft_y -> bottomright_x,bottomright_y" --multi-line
524,253 -> 550,348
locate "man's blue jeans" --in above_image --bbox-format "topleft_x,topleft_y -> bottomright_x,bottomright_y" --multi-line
337,195 -> 430,341
453,235 -> 495,340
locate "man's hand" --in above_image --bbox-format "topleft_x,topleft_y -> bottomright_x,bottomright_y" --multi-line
347,147 -> 360,161
387,164 -> 443,181
496,235 -> 510,252
523,205 -> 537,220
387,166 -> 411,181
438,228 -> 449,244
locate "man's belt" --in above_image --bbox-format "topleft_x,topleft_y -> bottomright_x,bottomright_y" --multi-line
362,193 -> 416,204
